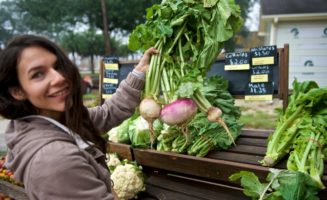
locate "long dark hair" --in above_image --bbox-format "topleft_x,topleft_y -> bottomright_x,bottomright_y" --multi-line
0,35 -> 106,153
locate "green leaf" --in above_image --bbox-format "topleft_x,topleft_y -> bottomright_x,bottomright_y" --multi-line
203,0 -> 219,8
175,81 -> 202,98
277,170 -> 320,200
229,171 -> 267,199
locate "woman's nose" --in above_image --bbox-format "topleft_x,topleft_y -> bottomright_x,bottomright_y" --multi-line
50,68 -> 66,85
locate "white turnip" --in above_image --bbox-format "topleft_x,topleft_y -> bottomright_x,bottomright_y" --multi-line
207,107 -> 236,146
193,90 -> 235,146
139,98 -> 161,147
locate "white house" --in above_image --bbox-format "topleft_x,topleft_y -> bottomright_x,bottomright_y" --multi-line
258,0 -> 327,88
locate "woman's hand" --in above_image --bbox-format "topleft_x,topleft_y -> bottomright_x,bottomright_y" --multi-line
134,47 -> 158,73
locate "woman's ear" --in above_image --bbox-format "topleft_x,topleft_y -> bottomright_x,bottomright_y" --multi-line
9,87 -> 27,101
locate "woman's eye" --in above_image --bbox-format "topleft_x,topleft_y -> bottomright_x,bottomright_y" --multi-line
31,71 -> 44,79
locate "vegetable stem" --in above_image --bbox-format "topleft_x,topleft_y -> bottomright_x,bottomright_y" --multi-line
267,105 -> 304,154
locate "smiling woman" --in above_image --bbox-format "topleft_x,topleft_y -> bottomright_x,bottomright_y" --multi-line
0,34 -> 158,199
9,46 -> 70,120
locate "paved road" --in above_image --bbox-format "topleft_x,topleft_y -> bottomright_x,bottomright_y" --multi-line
0,119 -> 9,152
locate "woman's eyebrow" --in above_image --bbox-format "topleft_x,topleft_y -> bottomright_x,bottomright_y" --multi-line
27,65 -> 43,75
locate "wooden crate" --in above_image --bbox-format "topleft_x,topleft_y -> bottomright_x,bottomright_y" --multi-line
107,142 -> 134,161
108,128 -> 327,199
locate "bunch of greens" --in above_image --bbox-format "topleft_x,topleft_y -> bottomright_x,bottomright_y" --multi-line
262,80 -> 327,167
229,169 -> 321,200
254,79 -> 327,194
185,75 -> 242,156
129,0 -> 243,101
129,0 -> 243,146
155,75 -> 243,157
286,111 -> 327,189
187,112 -> 242,157
156,124 -> 181,152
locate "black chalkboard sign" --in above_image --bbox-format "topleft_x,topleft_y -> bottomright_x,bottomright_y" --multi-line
244,82 -> 274,101
245,82 -> 273,95
250,65 -> 274,83
103,83 -> 117,94
250,45 -> 277,66
224,52 -> 250,70
104,69 -> 119,79
101,56 -> 119,99
206,58 -> 279,95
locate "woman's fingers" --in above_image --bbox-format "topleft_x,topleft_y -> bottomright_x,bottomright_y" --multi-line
134,47 -> 159,73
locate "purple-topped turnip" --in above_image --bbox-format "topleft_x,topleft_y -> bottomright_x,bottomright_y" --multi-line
159,98 -> 197,144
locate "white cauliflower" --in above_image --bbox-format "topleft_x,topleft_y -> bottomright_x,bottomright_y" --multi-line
106,153 -> 121,171
110,162 -> 145,200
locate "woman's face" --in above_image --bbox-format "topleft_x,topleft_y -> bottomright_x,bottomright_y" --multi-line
13,46 -> 70,120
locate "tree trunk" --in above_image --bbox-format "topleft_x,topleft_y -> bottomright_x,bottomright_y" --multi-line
90,54 -> 95,74
100,0 -> 111,55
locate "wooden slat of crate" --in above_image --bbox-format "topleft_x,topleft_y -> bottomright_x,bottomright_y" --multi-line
144,170 -> 248,200
107,142 -> 134,161
142,185 -> 201,200
133,148 -> 271,183
240,129 -> 272,138
207,151 -> 264,165
222,144 -> 267,156
234,137 -> 267,146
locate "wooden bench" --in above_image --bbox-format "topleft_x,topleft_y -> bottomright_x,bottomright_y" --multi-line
108,128 -> 327,199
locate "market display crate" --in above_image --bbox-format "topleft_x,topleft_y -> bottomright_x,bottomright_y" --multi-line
0,180 -> 27,200
107,128 -> 327,199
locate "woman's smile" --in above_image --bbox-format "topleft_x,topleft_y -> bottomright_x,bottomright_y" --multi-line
48,86 -> 70,99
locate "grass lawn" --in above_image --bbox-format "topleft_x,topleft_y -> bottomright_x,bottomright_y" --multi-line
236,99 -> 282,130
83,91 -> 100,107
239,110 -> 278,130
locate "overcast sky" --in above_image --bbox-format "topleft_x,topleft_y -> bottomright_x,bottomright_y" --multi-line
245,2 -> 260,31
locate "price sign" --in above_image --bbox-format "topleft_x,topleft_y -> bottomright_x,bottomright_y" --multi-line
103,83 -> 117,94
245,82 -> 273,101
250,65 -> 273,83
224,52 -> 250,70
250,45 -> 277,66
102,57 -> 119,99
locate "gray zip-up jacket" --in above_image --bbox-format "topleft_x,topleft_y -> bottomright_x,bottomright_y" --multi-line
4,72 -> 144,200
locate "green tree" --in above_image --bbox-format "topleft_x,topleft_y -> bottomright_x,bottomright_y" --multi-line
72,30 -> 104,74
60,30 -> 130,74
59,31 -> 81,63
1,0 -> 161,51
0,0 -> 29,48
14,0 -> 76,39
224,0 -> 259,51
